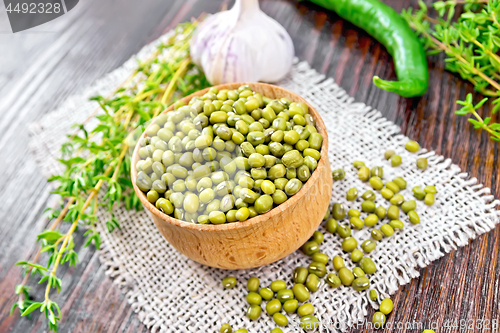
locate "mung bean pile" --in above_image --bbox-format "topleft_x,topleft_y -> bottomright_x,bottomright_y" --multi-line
220,140 -> 438,332
134,85 -> 323,224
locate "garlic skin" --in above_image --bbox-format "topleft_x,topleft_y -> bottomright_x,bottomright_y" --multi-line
190,0 -> 294,85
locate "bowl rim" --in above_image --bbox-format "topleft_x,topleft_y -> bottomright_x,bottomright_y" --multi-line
131,82 -> 329,233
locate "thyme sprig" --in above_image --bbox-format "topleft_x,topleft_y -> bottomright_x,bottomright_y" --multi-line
12,20 -> 210,331
402,0 -> 500,141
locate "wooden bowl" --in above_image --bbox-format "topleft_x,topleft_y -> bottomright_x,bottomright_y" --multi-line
131,82 -> 332,269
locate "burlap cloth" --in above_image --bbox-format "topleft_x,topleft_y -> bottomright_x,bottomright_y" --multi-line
29,32 -> 500,332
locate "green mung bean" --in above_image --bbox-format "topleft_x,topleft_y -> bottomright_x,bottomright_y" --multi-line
362,190 -> 376,201
292,283 -> 311,302
393,176 -> 407,189
350,217 -> 364,230
352,276 -> 370,291
380,188 -> 394,200
362,201 -> 376,213
266,299 -> 282,315
311,230 -> 324,244
375,206 -> 386,219
424,185 -> 437,194
389,220 -> 404,230
326,218 -> 338,233
417,157 -> 428,169
380,298 -> 394,315
220,323 -> 232,333
361,239 -> 377,253
370,176 -> 384,190
371,229 -> 383,241
337,224 -> 352,238
385,181 -> 400,194
300,315 -> 319,331
413,186 -> 426,200
380,224 -> 395,237
333,256 -> 345,271
305,274 -> 320,292
332,168 -> 346,180
384,150 -> 396,160
293,267 -> 309,284
346,187 -> 359,201
259,288 -> 274,301
391,155 -> 402,167
308,261 -> 327,277
246,305 -> 261,320
302,240 -> 319,256
408,210 -> 420,225
272,313 -> 288,327
270,280 -> 287,292
372,312 -> 386,329
246,292 -> 262,305
222,276 -> 237,289
276,289 -> 294,303
312,252 -> 329,265
342,237 -> 358,253
338,267 -> 355,286
358,166 -> 370,181
348,209 -> 361,218
332,202 -> 346,220
351,249 -> 364,263
283,299 -> 299,313
352,267 -> 366,278
424,193 -> 435,205
326,273 -> 342,288
353,161 -> 366,169
359,257 -> 377,274
390,194 -> 405,206
297,303 -> 315,317
247,277 -> 260,292
387,205 -> 400,220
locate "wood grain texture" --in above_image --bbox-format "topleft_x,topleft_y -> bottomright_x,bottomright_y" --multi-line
0,0 -> 498,332
131,82 -> 332,269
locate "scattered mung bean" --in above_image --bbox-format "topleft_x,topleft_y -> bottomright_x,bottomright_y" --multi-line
292,284 -> 311,302
380,298 -> 394,315
405,140 -> 420,153
384,150 -> 396,160
416,157 -> 428,169
372,312 -> 386,329
391,155 -> 402,167
342,237 -> 358,252
351,249 -> 364,263
424,193 -> 435,205
247,277 -> 260,292
326,273 -> 342,288
346,187 -> 359,201
380,224 -> 395,237
361,239 -> 377,253
293,267 -> 309,284
408,210 -> 420,225
305,274 -> 320,292
413,186 -> 426,200
371,229 -> 383,241
220,323 -> 232,333
223,276 -> 237,289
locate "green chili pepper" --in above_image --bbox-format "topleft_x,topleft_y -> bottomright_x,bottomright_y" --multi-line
308,0 -> 428,97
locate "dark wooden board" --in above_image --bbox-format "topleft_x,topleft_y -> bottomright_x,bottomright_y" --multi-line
0,0 -> 498,332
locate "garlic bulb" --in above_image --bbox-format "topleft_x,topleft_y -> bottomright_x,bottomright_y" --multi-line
190,0 -> 294,85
